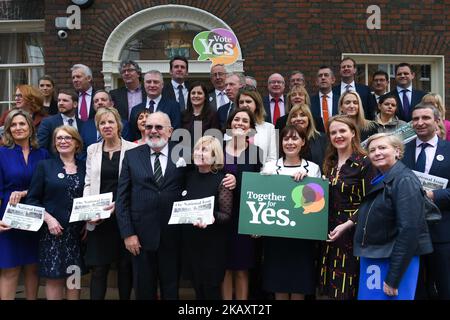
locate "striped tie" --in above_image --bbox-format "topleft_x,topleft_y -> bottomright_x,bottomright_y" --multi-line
153,152 -> 163,185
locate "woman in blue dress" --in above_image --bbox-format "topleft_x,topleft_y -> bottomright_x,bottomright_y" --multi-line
0,109 -> 48,300
27,125 -> 85,300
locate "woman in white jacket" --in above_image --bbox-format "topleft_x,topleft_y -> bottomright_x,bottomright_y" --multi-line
83,107 -> 137,300
236,88 -> 278,164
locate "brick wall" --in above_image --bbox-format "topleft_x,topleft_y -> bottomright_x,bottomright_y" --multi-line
43,0 -> 449,107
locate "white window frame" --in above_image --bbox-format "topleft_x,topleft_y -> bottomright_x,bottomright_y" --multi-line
102,5 -> 244,91
0,20 -> 45,110
343,53 -> 445,102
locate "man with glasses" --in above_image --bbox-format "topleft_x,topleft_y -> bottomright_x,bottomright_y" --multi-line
289,70 -> 306,89
110,60 -> 146,121
263,73 -> 286,124
371,70 -> 390,103
208,64 -> 229,111
38,89 -> 82,157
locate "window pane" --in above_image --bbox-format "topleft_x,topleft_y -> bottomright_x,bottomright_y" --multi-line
0,70 -> 9,103
0,33 -> 44,64
394,64 -> 431,93
120,22 -> 203,60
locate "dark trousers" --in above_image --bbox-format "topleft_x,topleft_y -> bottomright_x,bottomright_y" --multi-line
132,246 -> 180,300
416,242 -> 450,300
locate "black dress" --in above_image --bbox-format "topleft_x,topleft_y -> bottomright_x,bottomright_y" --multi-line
85,151 -> 127,266
181,169 -> 233,299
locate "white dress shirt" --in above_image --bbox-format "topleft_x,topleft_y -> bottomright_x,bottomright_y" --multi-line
150,143 -> 169,176
415,135 -> 438,174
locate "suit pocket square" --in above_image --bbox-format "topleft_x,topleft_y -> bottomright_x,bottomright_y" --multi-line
176,158 -> 187,168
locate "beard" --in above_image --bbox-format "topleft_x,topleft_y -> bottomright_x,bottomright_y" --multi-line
146,136 -> 168,149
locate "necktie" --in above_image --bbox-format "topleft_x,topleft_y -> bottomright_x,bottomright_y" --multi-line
148,100 -> 155,113
345,84 -> 352,92
153,152 -> 163,185
273,98 -> 280,124
219,91 -> 226,107
67,118 -> 74,126
178,85 -> 185,110
401,89 -> 410,117
415,143 -> 429,173
322,94 -> 329,130
80,92 -> 88,121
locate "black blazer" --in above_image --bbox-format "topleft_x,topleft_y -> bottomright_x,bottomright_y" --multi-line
217,102 -> 234,130
402,138 -> 450,243
110,85 -> 147,121
162,81 -> 190,111
116,143 -> 187,251
353,161 -> 433,288
76,88 -> 96,121
333,83 -> 375,120
37,114 -> 83,156
263,95 -> 286,124
26,157 -> 86,228
128,97 -> 181,141
208,91 -> 218,112
389,89 -> 426,122
310,93 -> 340,132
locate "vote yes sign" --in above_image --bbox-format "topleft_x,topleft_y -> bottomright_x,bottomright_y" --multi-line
238,173 -> 329,240
193,28 -> 240,65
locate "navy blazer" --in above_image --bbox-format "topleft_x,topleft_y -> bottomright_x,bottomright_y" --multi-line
128,97 -> 181,141
217,102 -> 235,129
162,81 -> 190,112
402,138 -> 450,242
76,88 -> 96,121
263,95 -> 286,124
26,157 -> 86,228
389,89 -> 426,122
208,91 -> 218,112
116,143 -> 187,251
110,85 -> 147,121
37,114 -> 83,156
310,93 -> 340,132
333,83 -> 375,120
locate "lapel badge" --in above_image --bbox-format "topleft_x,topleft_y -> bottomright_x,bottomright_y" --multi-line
57,173 -> 65,179
436,154 -> 444,161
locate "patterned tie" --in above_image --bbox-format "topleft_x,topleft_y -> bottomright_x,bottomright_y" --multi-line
415,143 -> 429,173
148,100 -> 155,113
80,92 -> 88,121
67,118 -> 74,126
401,89 -> 410,118
153,152 -> 163,185
322,94 -> 329,130
272,97 -> 280,124
219,91 -> 226,107
178,85 -> 185,110
345,84 -> 352,92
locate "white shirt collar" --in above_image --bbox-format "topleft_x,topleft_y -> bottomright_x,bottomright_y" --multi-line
172,80 -> 185,89
269,94 -> 284,102
416,135 -> 438,148
397,85 -> 413,93
151,143 -> 169,157
341,81 -> 355,90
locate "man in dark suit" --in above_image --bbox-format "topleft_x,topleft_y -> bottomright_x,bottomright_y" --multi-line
217,72 -> 245,128
310,66 -> 340,132
110,60 -> 146,121
390,63 -> 426,122
402,102 -> 450,300
71,64 -> 96,121
38,89 -> 82,156
332,57 -> 375,120
116,111 -> 185,300
161,56 -> 189,112
263,73 -> 286,124
129,70 -> 180,141
208,63 -> 229,112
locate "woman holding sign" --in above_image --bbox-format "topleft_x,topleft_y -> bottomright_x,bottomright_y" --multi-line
354,133 -> 432,299
0,109 -> 48,300
26,125 -> 85,300
83,107 -> 136,300
319,115 -> 375,300
261,125 -> 321,300
181,136 -> 233,300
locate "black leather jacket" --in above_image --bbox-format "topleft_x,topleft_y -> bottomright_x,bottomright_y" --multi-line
353,161 -> 433,288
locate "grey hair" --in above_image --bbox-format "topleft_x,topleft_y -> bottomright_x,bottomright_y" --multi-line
71,64 -> 92,78
245,76 -> 257,88
119,60 -> 142,75
226,72 -> 246,86
412,102 -> 441,120
366,132 -> 404,160
149,111 -> 172,127
145,70 -> 164,83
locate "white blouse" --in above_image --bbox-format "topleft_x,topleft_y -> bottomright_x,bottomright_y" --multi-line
262,157 -> 321,178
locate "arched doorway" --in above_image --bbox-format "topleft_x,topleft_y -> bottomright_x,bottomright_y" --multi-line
102,4 -> 244,90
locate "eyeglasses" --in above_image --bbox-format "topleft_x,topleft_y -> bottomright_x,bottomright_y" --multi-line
121,68 -> 137,74
268,80 -> 284,85
14,94 -> 23,99
56,135 -> 73,142
144,124 -> 169,131
211,72 -> 226,78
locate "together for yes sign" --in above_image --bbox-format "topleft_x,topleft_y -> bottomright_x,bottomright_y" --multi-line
193,28 -> 240,65
239,173 -> 329,240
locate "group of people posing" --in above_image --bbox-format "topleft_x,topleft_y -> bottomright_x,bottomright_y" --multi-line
0,57 -> 448,301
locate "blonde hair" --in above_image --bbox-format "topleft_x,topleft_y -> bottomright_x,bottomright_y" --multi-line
52,125 -> 83,154
286,85 -> 311,113
422,93 -> 446,139
193,136 -> 224,172
366,132 -> 404,160
339,91 -> 374,131
3,109 -> 39,149
95,107 -> 123,137
287,103 -> 320,140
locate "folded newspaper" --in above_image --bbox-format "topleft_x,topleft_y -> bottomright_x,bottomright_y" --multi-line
169,196 -> 215,225
412,170 -> 448,192
69,192 -> 113,222
361,122 -> 416,148
2,203 -> 45,231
